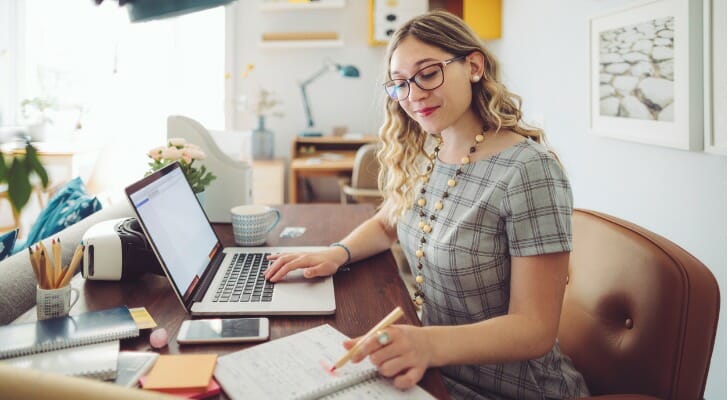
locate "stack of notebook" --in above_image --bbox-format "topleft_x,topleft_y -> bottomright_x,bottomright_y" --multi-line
0,306 -> 140,380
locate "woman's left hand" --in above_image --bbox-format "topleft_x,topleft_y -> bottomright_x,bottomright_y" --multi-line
343,324 -> 432,389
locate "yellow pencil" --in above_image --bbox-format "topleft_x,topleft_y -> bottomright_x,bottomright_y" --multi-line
27,246 -> 41,285
38,249 -> 48,289
330,306 -> 404,372
38,241 -> 55,288
53,238 -> 62,286
59,244 -> 84,288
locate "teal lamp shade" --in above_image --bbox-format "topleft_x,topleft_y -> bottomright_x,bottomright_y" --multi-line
337,65 -> 360,78
126,0 -> 235,23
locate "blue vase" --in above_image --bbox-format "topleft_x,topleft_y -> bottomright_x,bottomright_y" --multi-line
252,116 -> 274,160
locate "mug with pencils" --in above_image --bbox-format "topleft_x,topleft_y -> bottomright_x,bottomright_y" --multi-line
29,239 -> 84,320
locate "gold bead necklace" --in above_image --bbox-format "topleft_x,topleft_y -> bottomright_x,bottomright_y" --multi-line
412,131 -> 486,306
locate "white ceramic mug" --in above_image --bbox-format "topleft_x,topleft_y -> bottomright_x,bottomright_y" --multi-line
36,284 -> 80,320
231,205 -> 281,246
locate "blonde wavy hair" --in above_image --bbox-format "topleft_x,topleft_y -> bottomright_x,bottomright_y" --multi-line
378,10 -> 548,226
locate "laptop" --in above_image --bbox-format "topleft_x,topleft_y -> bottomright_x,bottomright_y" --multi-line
124,162 -> 335,316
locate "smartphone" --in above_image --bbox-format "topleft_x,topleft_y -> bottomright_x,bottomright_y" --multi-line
176,317 -> 270,344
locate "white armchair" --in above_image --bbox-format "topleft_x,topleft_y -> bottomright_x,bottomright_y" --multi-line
167,115 -> 252,223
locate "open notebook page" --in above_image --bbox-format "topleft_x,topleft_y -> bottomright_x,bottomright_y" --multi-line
214,324 -> 434,400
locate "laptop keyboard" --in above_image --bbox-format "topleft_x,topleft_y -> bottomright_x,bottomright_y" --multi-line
213,253 -> 275,303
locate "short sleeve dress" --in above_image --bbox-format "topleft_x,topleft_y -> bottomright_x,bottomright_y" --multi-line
396,139 -> 590,400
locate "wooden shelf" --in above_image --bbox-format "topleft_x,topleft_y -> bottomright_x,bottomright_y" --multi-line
259,0 -> 345,11
258,39 -> 344,48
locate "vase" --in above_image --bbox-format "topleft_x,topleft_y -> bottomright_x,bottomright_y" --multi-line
251,115 -> 274,160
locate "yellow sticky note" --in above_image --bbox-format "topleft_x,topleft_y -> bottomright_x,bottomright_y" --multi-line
143,354 -> 218,390
129,307 -> 157,329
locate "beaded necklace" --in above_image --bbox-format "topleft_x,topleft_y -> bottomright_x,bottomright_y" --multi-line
412,131 -> 486,306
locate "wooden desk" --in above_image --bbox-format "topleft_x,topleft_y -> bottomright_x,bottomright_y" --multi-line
289,135 -> 378,203
13,204 -> 449,399
0,141 -> 98,185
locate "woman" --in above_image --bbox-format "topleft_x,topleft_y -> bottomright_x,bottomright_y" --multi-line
265,10 -> 589,400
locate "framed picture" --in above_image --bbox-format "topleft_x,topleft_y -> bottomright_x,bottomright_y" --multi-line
703,0 -> 726,155
589,0 -> 704,150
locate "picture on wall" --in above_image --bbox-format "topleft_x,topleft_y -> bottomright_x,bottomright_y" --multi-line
589,0 -> 704,150
598,17 -> 674,121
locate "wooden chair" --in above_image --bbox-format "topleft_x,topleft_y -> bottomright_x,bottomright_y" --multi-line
338,143 -> 382,205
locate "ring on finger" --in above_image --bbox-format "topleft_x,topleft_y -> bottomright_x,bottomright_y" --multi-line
376,330 -> 391,346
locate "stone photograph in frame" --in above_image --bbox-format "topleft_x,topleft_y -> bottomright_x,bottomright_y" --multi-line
589,0 -> 704,150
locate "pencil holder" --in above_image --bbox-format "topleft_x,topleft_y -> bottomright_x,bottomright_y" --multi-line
36,284 -> 80,320
231,205 -> 281,246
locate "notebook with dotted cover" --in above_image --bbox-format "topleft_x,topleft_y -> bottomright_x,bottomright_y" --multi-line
214,324 -> 435,400
0,306 -> 139,359
0,340 -> 120,380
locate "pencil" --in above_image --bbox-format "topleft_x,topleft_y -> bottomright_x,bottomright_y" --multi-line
38,248 -> 48,289
38,241 -> 54,288
53,238 -> 62,286
59,244 -> 84,288
58,244 -> 84,288
28,246 -> 40,285
330,306 -> 404,372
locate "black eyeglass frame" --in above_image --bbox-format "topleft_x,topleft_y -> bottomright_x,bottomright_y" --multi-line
383,55 -> 467,101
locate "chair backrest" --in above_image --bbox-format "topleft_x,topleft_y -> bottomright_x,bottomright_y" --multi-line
167,115 -> 252,222
342,143 -> 382,205
559,209 -> 720,399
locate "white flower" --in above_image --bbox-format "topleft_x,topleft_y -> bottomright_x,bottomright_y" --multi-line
161,147 -> 182,160
147,146 -> 165,161
188,149 -> 206,160
168,138 -> 187,147
181,150 -> 193,164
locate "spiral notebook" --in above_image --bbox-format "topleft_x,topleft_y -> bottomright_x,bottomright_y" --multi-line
0,306 -> 139,359
0,340 -> 120,380
214,324 -> 435,400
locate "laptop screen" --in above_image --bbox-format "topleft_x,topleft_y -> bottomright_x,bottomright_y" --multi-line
126,163 -> 220,303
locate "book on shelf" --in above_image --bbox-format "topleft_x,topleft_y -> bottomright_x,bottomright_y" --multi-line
0,340 -> 120,381
214,324 -> 435,400
0,306 -> 139,359
261,31 -> 339,41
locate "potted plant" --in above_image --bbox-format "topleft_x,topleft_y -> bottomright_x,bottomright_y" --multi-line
21,97 -> 56,142
0,141 -> 50,216
146,138 -> 216,194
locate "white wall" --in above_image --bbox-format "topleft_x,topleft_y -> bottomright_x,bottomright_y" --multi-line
231,1 -> 725,398
486,1 -> 725,399
231,1 -> 386,147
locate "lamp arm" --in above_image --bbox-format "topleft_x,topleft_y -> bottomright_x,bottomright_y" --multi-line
300,84 -> 315,128
301,64 -> 332,87
299,63 -> 333,128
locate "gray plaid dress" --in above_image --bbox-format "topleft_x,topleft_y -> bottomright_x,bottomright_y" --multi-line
397,139 -> 589,400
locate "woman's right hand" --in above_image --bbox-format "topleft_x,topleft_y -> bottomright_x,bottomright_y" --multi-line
264,247 -> 349,282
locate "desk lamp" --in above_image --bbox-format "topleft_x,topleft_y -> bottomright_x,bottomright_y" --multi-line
299,60 -> 360,137
95,0 -> 235,23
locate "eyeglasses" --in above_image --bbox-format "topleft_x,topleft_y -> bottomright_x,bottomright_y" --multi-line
383,56 -> 466,101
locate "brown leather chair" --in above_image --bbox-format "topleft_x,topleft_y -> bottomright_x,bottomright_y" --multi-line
559,209 -> 720,400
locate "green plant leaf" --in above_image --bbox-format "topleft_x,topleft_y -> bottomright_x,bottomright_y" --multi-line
0,152 -> 7,184
7,157 -> 32,212
25,144 -> 49,188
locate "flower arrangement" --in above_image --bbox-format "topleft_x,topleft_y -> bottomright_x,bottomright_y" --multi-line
238,64 -> 284,119
146,138 -> 216,194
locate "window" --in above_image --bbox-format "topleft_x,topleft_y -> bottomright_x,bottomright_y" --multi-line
4,0 -> 225,190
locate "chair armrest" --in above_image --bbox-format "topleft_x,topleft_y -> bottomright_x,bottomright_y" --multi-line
341,185 -> 382,198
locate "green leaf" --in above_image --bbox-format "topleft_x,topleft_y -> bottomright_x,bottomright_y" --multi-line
7,157 -> 32,212
0,152 -> 7,183
25,144 -> 49,188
